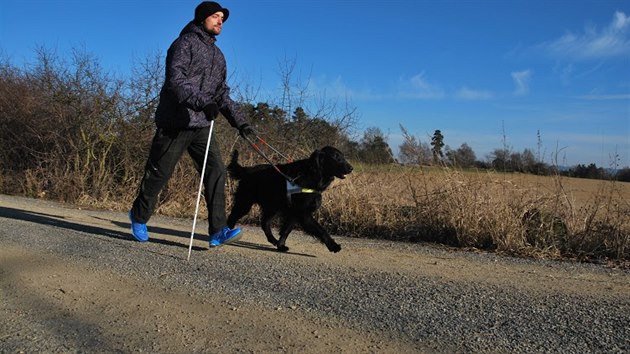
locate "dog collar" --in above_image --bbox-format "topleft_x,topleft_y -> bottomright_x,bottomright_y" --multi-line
286,180 -> 318,195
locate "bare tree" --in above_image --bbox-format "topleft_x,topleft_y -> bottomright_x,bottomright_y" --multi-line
271,55 -> 358,153
398,124 -> 431,165
359,127 -> 395,164
446,143 -> 477,168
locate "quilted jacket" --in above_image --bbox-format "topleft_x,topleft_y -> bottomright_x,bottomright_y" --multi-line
154,21 -> 247,130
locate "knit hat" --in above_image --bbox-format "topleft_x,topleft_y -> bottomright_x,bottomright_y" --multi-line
194,1 -> 229,23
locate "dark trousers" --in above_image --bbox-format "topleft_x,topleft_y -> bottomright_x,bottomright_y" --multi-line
131,126 -> 226,234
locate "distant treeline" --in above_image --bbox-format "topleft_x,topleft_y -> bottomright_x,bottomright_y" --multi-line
398,127 -> 630,182
472,160 -> 630,182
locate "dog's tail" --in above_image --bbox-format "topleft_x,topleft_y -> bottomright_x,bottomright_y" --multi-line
227,150 -> 246,180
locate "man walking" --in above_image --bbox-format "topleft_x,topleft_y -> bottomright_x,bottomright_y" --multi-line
129,1 -> 253,247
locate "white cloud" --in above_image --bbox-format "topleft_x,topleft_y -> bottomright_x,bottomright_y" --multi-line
511,70 -> 532,96
538,11 -> 630,60
307,76 -> 384,102
554,63 -> 574,85
455,86 -> 493,100
399,72 -> 445,99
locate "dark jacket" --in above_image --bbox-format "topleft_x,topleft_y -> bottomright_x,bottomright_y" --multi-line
154,21 -> 247,130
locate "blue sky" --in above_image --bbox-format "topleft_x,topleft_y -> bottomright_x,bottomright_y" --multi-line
1,0 -> 629,167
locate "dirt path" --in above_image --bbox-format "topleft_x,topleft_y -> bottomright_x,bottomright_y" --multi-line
1,194 -> 628,353
3,245 -> 424,353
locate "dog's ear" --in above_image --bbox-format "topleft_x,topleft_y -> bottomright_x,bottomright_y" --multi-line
310,149 -> 321,163
309,149 -> 323,173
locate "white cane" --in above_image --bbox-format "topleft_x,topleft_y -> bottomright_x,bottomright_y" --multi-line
187,120 -> 214,261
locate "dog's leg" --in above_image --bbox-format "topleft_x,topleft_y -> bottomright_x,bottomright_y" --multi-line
299,214 -> 341,253
260,209 -> 279,246
277,217 -> 298,252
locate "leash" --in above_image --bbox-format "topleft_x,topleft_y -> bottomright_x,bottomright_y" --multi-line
241,132 -> 297,183
250,134 -> 292,162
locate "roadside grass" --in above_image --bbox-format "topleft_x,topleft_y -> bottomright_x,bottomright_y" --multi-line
319,163 -> 630,262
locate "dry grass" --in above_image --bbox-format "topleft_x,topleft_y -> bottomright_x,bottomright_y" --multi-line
317,164 -> 630,262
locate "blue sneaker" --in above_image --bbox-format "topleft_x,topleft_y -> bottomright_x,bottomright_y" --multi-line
128,211 -> 149,242
209,227 -> 241,248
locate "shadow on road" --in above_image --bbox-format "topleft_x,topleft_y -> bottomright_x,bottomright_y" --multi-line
0,205 -> 318,256
231,240 -> 316,258
0,206 -> 206,251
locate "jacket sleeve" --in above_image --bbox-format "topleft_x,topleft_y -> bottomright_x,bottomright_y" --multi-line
165,38 -> 210,112
216,81 -> 248,128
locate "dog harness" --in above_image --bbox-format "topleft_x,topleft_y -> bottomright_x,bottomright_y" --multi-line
286,180 -> 319,205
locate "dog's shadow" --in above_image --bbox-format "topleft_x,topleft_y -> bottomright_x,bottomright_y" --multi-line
230,240 -> 316,258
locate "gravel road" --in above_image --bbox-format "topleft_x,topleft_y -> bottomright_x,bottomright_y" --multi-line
1,194 -> 629,353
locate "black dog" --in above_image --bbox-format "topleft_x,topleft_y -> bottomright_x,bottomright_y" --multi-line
227,146 -> 353,253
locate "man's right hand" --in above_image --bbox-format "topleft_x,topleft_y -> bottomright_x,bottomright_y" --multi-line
238,123 -> 255,138
203,103 -> 219,120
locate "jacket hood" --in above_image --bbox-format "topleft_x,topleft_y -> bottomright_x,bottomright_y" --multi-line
179,21 -> 216,43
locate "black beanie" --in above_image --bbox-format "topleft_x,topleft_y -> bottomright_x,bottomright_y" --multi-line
194,1 -> 229,23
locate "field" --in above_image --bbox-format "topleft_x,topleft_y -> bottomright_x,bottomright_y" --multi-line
328,165 -> 630,261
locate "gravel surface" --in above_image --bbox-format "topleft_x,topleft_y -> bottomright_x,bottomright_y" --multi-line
1,194 -> 629,353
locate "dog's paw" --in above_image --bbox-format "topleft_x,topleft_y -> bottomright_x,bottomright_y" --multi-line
327,243 -> 341,253
277,245 -> 289,252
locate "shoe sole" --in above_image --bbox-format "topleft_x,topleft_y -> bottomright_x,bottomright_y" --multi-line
209,230 -> 242,248
223,231 -> 242,245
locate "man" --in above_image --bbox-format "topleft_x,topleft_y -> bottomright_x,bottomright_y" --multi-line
129,1 -> 253,247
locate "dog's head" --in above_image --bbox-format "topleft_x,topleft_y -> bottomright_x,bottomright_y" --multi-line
311,146 -> 353,180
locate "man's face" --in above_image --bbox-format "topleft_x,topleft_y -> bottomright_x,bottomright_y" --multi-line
202,12 -> 224,35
